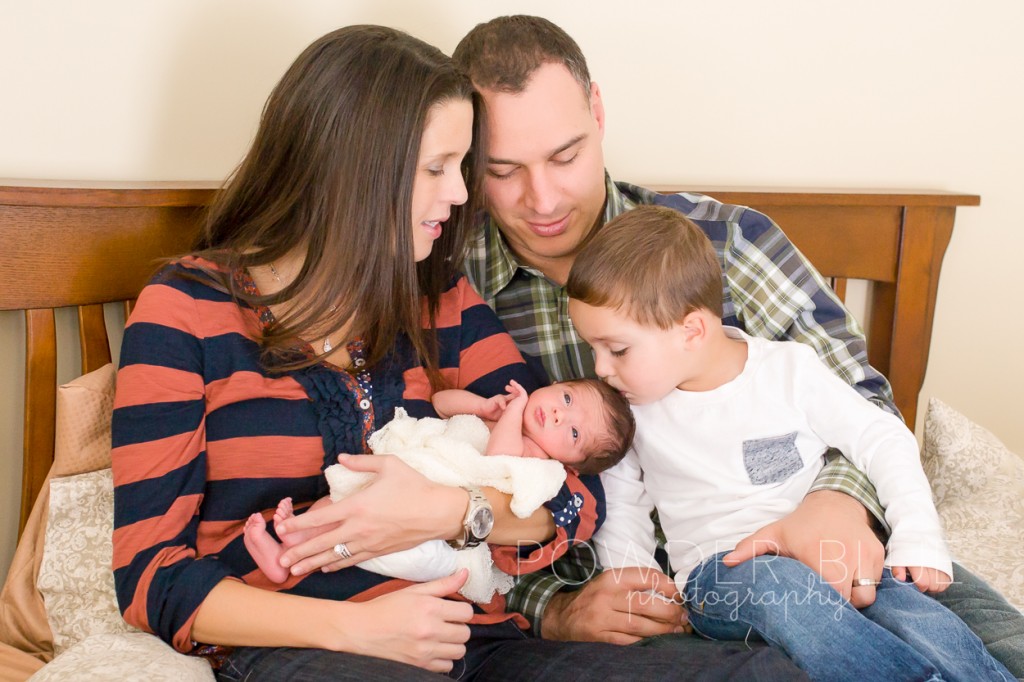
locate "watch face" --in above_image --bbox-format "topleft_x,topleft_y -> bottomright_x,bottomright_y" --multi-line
471,507 -> 495,539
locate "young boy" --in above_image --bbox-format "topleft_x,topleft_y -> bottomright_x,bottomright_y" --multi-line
566,205 -> 1012,681
244,378 -> 633,592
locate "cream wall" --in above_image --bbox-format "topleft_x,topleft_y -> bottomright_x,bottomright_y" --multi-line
2,0 -> 1022,583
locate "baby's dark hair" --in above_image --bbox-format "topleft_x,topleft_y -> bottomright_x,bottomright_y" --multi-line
565,378 -> 635,475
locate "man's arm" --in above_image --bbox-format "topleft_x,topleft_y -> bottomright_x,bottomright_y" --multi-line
505,547 -> 683,643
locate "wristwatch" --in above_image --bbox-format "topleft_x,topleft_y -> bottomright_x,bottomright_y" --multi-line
449,486 -> 494,550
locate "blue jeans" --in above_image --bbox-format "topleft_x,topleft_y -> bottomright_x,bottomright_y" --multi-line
934,562 -> 1024,679
216,620 -> 806,681
684,552 -> 1014,682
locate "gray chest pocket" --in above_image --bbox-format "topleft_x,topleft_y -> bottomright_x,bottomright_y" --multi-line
742,432 -> 803,485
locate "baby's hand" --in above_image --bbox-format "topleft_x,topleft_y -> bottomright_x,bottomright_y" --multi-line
478,394 -> 510,421
892,566 -> 952,593
504,380 -> 529,412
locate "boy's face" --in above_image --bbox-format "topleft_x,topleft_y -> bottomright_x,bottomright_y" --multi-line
568,300 -> 691,405
520,382 -> 607,466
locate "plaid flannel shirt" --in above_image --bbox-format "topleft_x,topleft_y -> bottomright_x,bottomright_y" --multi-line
463,175 -> 898,635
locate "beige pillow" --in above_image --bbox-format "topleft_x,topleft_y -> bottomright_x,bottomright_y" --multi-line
921,397 -> 1024,612
36,469 -> 135,655
28,632 -> 214,682
0,363 -> 117,665
52,362 -> 115,477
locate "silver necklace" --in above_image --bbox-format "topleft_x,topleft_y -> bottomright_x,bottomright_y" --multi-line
268,262 -> 333,354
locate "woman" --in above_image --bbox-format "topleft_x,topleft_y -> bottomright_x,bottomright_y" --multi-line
111,25 -> 798,680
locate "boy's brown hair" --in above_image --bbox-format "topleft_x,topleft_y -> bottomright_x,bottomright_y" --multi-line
566,378 -> 635,475
567,205 -> 723,328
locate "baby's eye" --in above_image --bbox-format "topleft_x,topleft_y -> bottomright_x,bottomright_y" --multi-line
610,347 -> 628,358
563,392 -> 571,406
571,427 -> 579,442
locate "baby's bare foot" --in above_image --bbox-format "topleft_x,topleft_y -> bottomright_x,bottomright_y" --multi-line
244,512 -> 265,534
275,497 -> 295,526
243,512 -> 290,583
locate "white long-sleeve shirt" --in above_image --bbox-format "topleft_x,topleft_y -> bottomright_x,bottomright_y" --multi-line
594,328 -> 951,585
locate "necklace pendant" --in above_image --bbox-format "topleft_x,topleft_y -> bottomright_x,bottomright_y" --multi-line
323,337 -> 332,353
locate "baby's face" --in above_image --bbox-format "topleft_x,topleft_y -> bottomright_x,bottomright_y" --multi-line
520,383 -> 608,466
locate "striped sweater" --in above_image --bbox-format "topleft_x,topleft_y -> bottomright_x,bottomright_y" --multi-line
111,259 -> 601,653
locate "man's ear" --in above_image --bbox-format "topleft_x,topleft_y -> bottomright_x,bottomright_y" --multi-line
590,81 -> 606,138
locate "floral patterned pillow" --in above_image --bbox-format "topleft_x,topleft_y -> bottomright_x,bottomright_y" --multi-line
921,397 -> 1024,612
34,469 -> 214,680
36,469 -> 135,654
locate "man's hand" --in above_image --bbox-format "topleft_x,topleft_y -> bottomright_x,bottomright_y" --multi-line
542,567 -> 686,645
723,490 -> 885,607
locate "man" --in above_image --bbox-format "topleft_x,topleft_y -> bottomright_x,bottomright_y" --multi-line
453,14 -> 1024,674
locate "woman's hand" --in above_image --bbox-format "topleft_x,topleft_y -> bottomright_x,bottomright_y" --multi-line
192,571 -> 472,673
277,454 -> 467,576
338,570 -> 474,673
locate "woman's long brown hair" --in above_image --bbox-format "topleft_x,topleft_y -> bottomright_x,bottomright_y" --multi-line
192,25 -> 486,385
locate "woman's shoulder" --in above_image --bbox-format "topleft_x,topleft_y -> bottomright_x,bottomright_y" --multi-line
145,256 -> 234,300
432,273 -> 499,329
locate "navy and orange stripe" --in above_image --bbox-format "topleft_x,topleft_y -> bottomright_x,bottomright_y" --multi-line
112,260 -> 599,653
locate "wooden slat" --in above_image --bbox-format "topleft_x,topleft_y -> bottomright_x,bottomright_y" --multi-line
831,278 -> 848,302
78,304 -> 112,374
886,206 -> 956,426
21,309 -> 57,538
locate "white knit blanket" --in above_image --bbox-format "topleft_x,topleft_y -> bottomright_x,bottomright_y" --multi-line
324,408 -> 566,602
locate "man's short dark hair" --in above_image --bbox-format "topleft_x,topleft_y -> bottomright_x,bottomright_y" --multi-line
453,15 -> 590,94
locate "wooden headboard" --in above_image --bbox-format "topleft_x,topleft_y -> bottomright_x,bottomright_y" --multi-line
0,181 -> 979,537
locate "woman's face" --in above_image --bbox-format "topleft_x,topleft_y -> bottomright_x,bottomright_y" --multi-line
411,98 -> 474,262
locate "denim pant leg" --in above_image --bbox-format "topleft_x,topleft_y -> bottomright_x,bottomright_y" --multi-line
465,620 -> 807,682
932,561 -> 1024,679
216,621 -> 807,682
216,645 -> 441,681
863,570 -> 1015,682
684,552 -> 941,682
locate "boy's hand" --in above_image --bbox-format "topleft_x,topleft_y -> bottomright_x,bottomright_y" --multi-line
892,566 -> 952,593
478,394 -> 510,421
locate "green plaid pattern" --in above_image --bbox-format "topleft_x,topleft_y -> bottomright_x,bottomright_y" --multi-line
465,175 -> 893,633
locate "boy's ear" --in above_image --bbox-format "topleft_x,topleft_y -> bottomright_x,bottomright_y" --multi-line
680,310 -> 708,348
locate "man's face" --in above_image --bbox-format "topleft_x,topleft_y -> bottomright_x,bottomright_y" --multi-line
479,62 -> 607,279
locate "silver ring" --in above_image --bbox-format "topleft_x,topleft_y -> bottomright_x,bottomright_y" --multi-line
333,542 -> 352,560
853,577 -> 880,587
